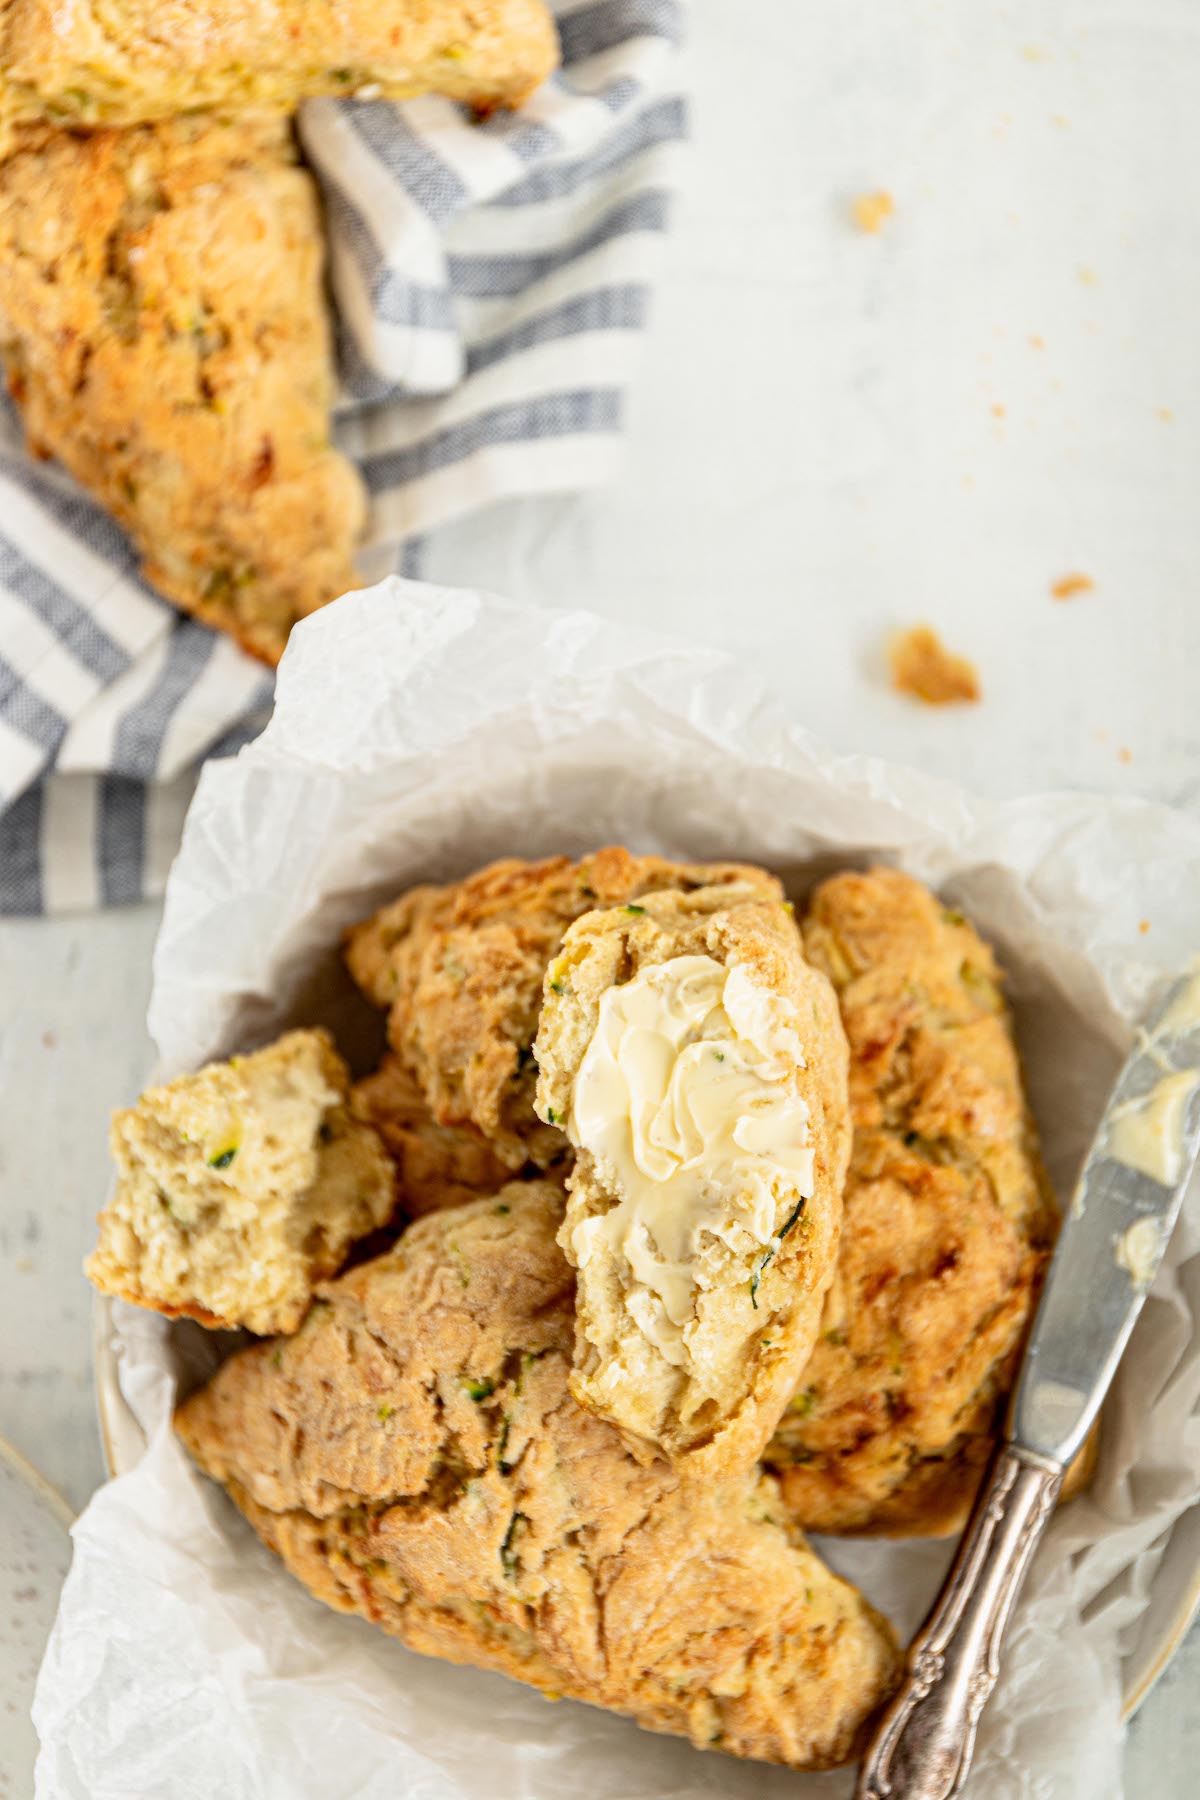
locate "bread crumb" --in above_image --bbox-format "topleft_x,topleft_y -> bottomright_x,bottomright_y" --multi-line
889,627 -> 981,706
991,403 -> 1006,419
1079,266 -> 1098,286
1139,920 -> 1151,935
1050,573 -> 1095,600
1029,334 -> 1045,350
1158,407 -> 1174,422
1118,746 -> 1133,765
1021,44 -> 1045,62
851,191 -> 894,234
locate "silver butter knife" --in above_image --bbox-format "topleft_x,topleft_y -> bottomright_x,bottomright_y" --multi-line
856,961 -> 1200,1800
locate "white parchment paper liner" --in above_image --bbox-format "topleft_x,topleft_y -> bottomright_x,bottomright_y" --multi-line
35,580 -> 1200,1799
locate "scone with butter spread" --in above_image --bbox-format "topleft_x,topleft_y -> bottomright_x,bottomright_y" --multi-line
765,868 -> 1061,1535
0,0 -> 558,154
344,849 -> 785,1172
533,885 -> 851,1477
175,1178 -> 900,1769
87,1029 -> 395,1335
0,115 -> 364,664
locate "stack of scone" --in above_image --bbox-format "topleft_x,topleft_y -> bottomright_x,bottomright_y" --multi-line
0,1 -> 559,662
87,848 -> 1090,1771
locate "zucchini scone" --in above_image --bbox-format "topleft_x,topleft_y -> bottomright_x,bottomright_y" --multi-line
344,849 -> 785,1171
534,886 -> 851,1477
351,1053 -> 513,1218
176,1180 -> 899,1770
765,868 -> 1060,1535
0,0 -> 558,152
0,115 -> 364,664
87,1029 -> 395,1335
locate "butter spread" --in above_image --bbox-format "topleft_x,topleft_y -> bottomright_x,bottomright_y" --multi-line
1113,1219 -> 1161,1288
564,954 -> 814,1365
1107,1069 -> 1200,1187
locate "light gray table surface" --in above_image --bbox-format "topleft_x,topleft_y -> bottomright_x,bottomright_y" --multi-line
3,0 -> 1200,1791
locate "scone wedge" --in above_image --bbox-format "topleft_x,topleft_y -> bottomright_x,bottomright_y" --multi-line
351,1053 -> 513,1218
534,885 -> 851,1477
87,1029 -> 395,1335
765,868 -> 1062,1535
175,1179 -> 899,1769
0,0 -> 558,151
344,848 -> 785,1170
0,115 -> 365,664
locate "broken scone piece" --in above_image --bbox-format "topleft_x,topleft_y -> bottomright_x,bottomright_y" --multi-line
0,115 -> 365,664
87,1029 -> 395,1335
534,886 -> 851,1477
0,0 -> 558,152
176,1179 -> 900,1769
345,848 -> 784,1171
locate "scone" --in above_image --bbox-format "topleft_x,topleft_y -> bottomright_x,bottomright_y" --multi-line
87,1029 -> 395,1335
351,1053 -> 513,1217
765,868 -> 1059,1535
0,0 -> 558,152
534,885 -> 850,1477
0,115 -> 365,664
175,1179 -> 900,1769
345,849 -> 784,1170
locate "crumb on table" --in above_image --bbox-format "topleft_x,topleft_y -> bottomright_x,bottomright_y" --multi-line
1050,573 -> 1095,600
851,190 -> 894,234
888,626 -> 981,706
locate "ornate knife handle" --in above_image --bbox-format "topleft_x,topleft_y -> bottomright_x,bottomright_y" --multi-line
855,1443 -> 1064,1800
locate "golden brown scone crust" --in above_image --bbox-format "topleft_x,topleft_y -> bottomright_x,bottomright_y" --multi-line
765,868 -> 1060,1536
534,886 -> 850,1478
0,0 -> 558,149
176,1180 -> 900,1769
344,849 -> 784,1170
87,1029 -> 396,1336
351,1053 -> 515,1218
0,115 -> 364,665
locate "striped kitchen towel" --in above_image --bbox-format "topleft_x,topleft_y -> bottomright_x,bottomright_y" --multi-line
0,0 -> 687,915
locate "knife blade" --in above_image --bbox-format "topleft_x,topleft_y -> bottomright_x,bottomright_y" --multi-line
856,959 -> 1200,1800
1011,959 -> 1200,1466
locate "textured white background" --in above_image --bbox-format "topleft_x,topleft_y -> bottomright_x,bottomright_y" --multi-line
2,0 -> 1198,1787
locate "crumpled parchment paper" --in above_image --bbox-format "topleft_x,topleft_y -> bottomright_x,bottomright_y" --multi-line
34,580 -> 1200,1799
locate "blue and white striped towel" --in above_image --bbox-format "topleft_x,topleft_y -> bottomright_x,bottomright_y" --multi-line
0,0 -> 686,915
